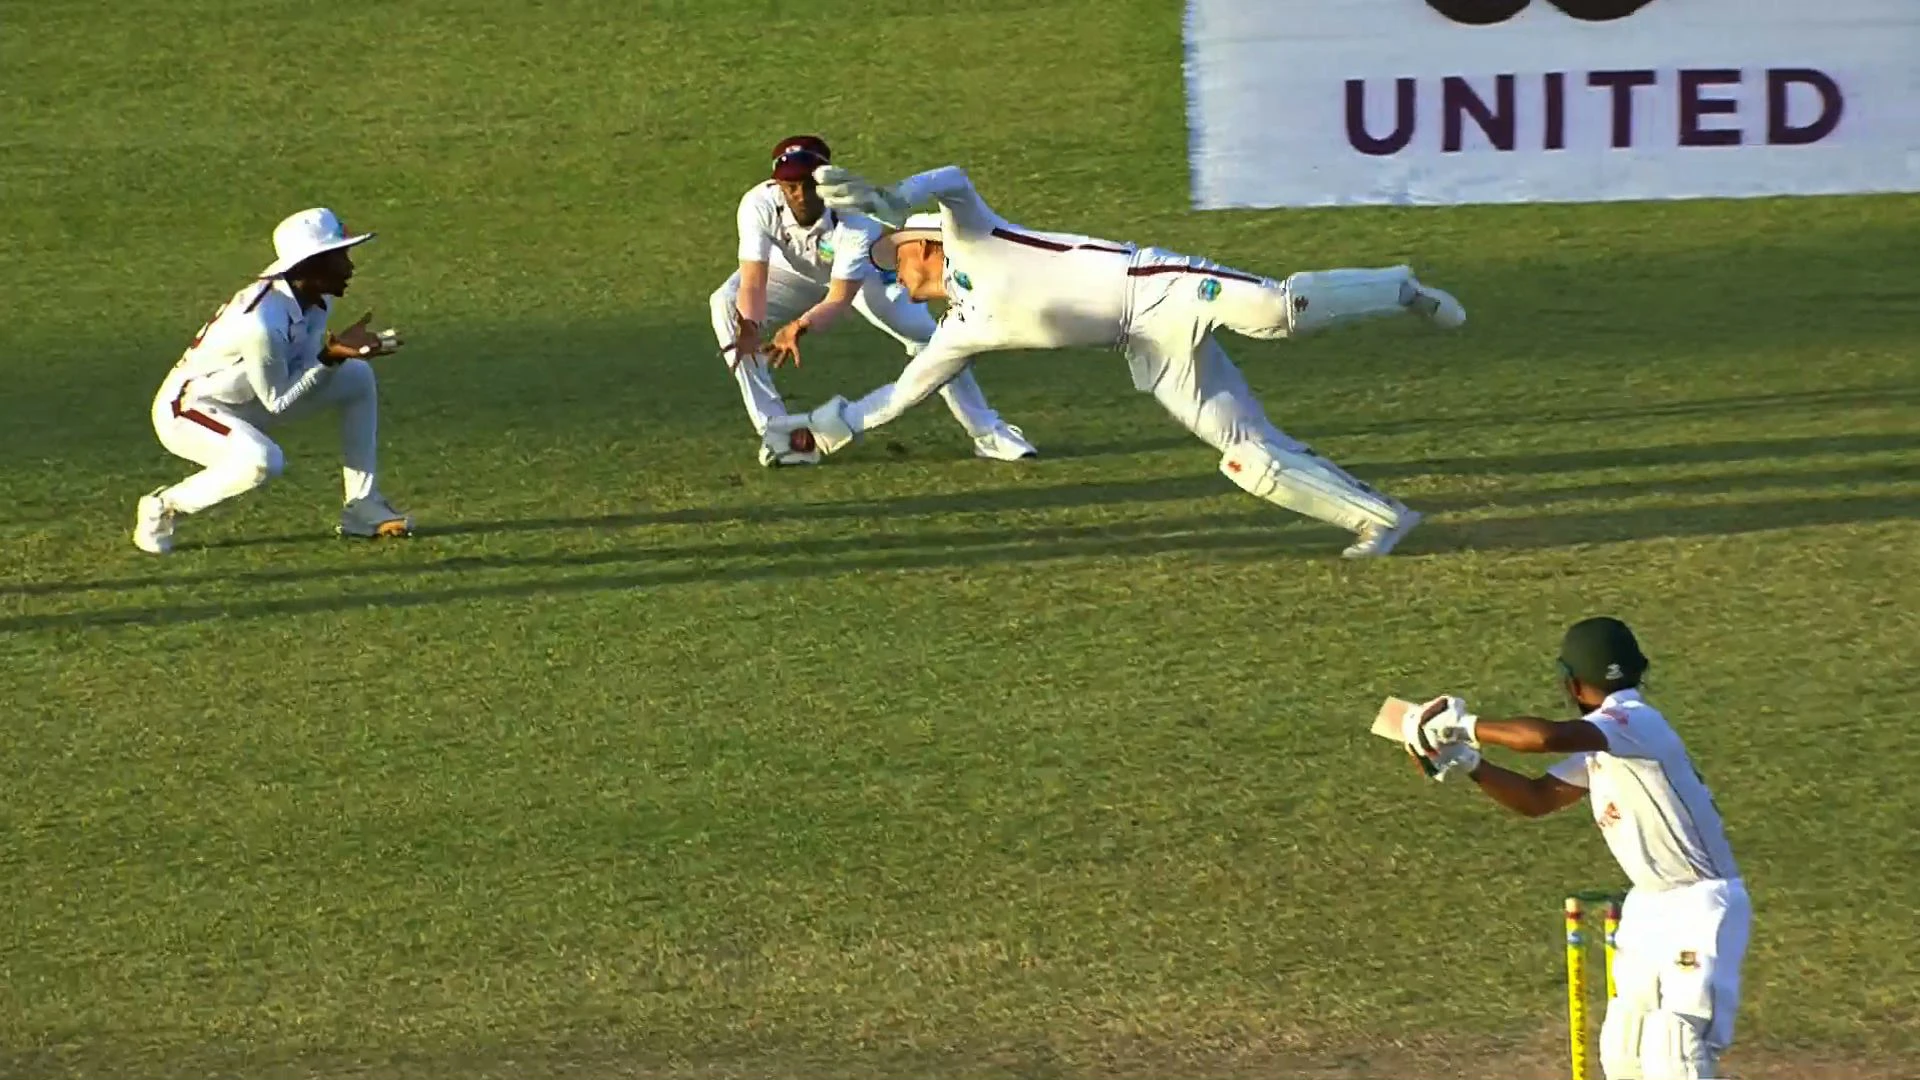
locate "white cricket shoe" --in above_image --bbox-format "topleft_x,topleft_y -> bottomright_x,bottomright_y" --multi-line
133,488 -> 175,555
1404,276 -> 1466,329
1343,507 -> 1423,559
758,427 -> 822,467
972,424 -> 1038,461
339,494 -> 413,539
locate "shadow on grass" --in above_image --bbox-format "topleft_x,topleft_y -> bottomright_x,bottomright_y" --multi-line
1047,423 -> 1920,467
10,434 -> 1919,600
4,492 -> 1916,633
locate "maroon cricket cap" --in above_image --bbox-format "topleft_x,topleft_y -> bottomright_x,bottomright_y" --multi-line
771,134 -> 831,181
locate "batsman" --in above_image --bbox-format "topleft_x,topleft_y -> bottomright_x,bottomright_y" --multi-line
1405,617 -> 1751,1080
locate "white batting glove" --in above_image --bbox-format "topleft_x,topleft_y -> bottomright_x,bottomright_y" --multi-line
813,165 -> 911,228
1428,740 -> 1483,783
1420,696 -> 1480,749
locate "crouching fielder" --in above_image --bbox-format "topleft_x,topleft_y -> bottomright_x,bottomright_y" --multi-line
767,163 -> 1462,557
1408,617 -> 1750,1080
134,208 -> 412,554
714,136 -> 1034,466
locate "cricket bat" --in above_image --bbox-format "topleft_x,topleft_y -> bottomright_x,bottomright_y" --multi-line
1371,695 -> 1439,777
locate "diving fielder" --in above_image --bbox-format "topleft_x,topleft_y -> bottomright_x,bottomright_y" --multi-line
766,163 -> 1463,557
1408,617 -> 1750,1080
135,208 -> 411,554
712,136 -> 1035,466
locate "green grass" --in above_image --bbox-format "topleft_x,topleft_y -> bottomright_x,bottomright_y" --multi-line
4,1 -> 1920,1077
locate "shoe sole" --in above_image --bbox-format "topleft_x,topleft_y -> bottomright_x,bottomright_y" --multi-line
338,521 -> 413,539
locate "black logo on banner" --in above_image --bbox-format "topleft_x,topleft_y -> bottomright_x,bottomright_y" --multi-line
1426,0 -> 1657,24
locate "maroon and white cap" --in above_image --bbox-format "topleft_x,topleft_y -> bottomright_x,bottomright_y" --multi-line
771,134 -> 831,181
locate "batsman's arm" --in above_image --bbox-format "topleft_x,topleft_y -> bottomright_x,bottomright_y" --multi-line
1471,716 -> 1609,755
1466,759 -> 1589,818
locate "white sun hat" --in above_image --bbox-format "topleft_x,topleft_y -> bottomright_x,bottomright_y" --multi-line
870,212 -> 944,272
258,207 -> 374,278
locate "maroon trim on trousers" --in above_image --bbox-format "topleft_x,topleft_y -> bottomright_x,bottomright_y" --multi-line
172,387 -> 231,436
989,226 -> 1132,256
1126,264 -> 1264,284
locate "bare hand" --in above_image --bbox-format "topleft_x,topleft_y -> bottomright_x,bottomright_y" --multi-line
730,318 -> 763,369
767,323 -> 808,368
331,312 -> 402,359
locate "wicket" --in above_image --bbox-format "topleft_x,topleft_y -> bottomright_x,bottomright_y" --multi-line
1564,889 -> 1625,1080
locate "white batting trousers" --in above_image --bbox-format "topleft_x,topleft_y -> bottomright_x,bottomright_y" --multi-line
150,359 -> 380,515
1601,878 -> 1751,1080
708,267 -> 1003,437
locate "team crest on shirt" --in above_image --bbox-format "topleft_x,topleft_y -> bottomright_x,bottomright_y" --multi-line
1198,278 -> 1221,301
819,237 -> 836,260
1677,951 -> 1699,969
952,270 -> 972,291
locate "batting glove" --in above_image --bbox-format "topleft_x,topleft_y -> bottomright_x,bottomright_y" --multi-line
1420,696 -> 1480,749
1428,740 -> 1483,783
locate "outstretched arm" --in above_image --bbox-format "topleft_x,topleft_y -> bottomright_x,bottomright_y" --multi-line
815,164 -> 1007,240
1472,716 -> 1610,754
766,277 -> 860,367
892,166 -> 1006,238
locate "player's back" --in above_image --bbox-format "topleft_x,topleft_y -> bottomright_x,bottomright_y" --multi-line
945,219 -> 1136,349
1586,695 -> 1740,890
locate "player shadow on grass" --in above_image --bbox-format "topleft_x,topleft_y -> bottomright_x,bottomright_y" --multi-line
11,431 -> 1920,601
5,491 -> 1917,633
1048,408 -> 1920,464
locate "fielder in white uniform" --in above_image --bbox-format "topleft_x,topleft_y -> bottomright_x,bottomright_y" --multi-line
1408,617 -> 1750,1080
134,208 -> 411,554
768,163 -> 1464,557
711,135 -> 1034,466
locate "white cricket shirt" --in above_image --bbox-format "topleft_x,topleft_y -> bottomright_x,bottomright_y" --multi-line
736,182 -> 882,285
1547,690 -> 1741,892
892,166 -> 1136,355
169,278 -> 334,414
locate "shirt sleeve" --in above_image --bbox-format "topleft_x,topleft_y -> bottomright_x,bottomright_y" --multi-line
1547,753 -> 1593,789
736,189 -> 775,264
893,166 -> 1005,242
830,219 -> 878,281
1584,708 -> 1664,760
237,317 -> 327,414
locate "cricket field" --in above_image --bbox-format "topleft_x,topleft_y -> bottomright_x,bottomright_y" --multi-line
3,2 -> 1918,1077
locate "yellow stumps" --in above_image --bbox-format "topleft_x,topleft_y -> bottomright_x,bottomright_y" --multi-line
1565,895 -> 1590,1080
1604,897 -> 1622,1002
1567,889 -> 1627,1080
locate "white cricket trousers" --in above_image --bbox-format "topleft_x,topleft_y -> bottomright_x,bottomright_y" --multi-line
1125,251 -> 1414,494
709,267 -> 1003,437
1602,877 -> 1751,1080
150,360 -> 380,514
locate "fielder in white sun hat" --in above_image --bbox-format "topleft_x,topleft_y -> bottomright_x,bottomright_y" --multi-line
869,212 -> 943,272
259,207 -> 375,278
